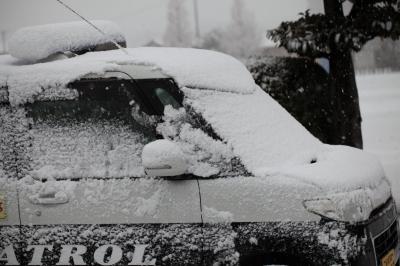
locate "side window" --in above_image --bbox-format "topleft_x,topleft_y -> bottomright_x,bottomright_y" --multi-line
26,81 -> 157,180
139,79 -> 183,115
154,88 -> 181,109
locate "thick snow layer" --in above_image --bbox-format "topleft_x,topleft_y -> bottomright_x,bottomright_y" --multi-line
8,20 -> 126,62
256,145 -> 387,193
125,48 -> 256,94
0,47 -> 255,105
0,53 -> 121,105
358,72 -> 400,207
185,86 -> 389,196
184,87 -> 322,171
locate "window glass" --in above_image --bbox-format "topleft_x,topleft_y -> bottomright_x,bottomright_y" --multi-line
138,79 -> 183,115
155,87 -> 181,109
27,81 -> 157,180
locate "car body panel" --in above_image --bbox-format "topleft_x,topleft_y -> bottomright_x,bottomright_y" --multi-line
199,176 -> 321,223
19,178 -> 202,225
0,179 -> 19,226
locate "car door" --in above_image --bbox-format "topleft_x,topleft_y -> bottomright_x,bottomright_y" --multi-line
17,77 -> 203,266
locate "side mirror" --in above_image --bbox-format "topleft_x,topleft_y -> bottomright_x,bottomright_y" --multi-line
142,140 -> 187,177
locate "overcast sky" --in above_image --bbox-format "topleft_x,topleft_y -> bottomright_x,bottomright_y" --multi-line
0,0 -> 310,50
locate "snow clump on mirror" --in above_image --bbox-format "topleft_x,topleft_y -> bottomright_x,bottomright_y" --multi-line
157,105 -> 242,178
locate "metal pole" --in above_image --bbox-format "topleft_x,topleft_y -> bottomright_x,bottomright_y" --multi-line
193,0 -> 200,38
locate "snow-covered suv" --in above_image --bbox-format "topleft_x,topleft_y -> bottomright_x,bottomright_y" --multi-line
0,24 -> 399,266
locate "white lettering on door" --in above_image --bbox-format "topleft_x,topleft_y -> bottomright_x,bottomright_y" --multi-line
128,245 -> 156,266
94,245 -> 123,265
0,245 -> 19,265
56,245 -> 87,265
27,245 -> 53,265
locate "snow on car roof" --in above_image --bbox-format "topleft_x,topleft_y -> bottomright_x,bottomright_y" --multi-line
8,20 -> 126,62
0,47 -> 256,105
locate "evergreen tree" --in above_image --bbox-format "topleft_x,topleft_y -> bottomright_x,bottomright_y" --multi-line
268,0 -> 400,148
199,0 -> 260,59
163,0 -> 193,47
222,0 -> 261,59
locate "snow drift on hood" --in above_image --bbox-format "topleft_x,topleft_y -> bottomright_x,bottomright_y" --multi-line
184,87 -> 322,171
184,86 -> 389,194
256,145 -> 386,192
0,47 -> 256,105
8,20 -> 126,62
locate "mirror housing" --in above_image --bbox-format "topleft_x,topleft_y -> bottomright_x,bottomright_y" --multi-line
142,140 -> 187,177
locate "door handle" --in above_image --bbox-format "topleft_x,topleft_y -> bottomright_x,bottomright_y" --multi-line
29,191 -> 69,205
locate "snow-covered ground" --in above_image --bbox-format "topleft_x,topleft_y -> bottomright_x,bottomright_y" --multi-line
358,72 -> 400,206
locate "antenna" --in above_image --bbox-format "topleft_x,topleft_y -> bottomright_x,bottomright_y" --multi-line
55,0 -> 128,54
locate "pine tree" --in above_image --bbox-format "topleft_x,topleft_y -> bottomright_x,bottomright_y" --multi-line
268,0 -> 400,148
163,0 -> 193,47
222,0 -> 261,59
